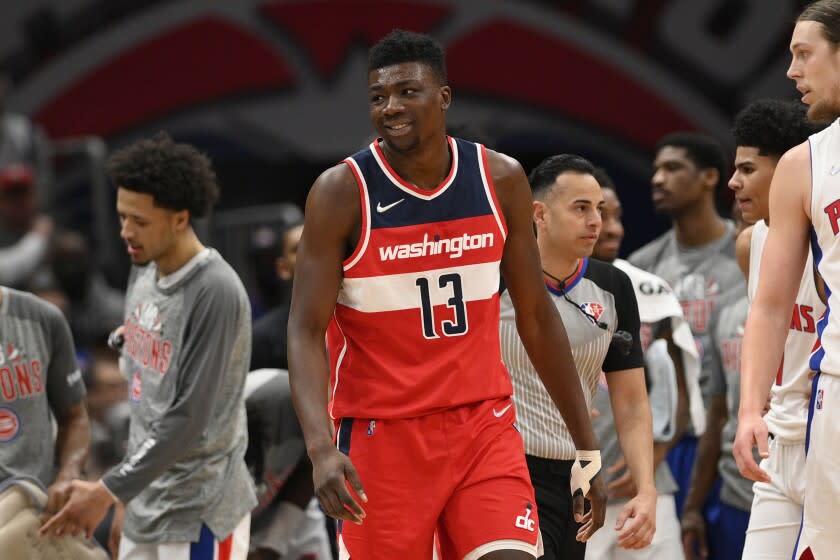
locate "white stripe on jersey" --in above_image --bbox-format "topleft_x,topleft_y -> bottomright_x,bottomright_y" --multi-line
476,143 -> 507,241
342,157 -> 372,272
337,261 -> 502,313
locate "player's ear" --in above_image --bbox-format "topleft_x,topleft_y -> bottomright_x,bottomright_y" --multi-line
440,86 -> 451,110
533,200 -> 547,229
700,168 -> 720,192
173,209 -> 190,232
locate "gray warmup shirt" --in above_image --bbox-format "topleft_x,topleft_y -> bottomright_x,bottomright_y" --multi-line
102,249 -> 257,542
0,287 -> 85,486
628,223 -> 745,408
711,295 -> 757,512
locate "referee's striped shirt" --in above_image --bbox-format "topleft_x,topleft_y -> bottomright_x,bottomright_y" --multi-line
500,257 -> 644,460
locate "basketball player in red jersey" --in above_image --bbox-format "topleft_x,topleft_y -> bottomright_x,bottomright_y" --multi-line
288,30 -> 606,560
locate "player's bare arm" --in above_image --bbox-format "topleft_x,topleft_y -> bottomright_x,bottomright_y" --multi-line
681,394 -> 726,560
735,225 -> 754,281
735,143 -> 811,482
287,164 -> 367,525
486,148 -> 606,539
604,368 -> 657,550
46,402 -> 91,516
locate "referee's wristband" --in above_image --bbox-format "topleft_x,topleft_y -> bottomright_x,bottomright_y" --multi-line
570,450 -> 602,498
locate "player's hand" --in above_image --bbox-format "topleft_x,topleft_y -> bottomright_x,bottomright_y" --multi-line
43,478 -> 73,521
615,490 -> 656,550
39,480 -> 115,539
605,455 -> 637,499
574,472 -> 606,542
310,444 -> 367,524
732,413 -> 770,483
681,508 -> 708,560
109,502 -> 125,559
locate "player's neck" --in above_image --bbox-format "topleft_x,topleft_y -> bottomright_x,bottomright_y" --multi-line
672,202 -> 727,247
155,229 -> 206,277
380,135 -> 451,191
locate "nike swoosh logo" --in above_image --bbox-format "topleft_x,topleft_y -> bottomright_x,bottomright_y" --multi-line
376,199 -> 405,213
831,165 -> 840,176
493,403 -> 513,418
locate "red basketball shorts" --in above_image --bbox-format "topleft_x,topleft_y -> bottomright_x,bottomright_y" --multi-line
334,396 -> 541,560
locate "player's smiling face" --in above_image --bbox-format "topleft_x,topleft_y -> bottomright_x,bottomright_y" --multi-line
368,62 -> 451,153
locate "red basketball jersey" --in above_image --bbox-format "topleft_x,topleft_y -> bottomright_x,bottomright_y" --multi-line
327,137 -> 512,419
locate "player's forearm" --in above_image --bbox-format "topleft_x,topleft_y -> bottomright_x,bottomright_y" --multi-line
102,397 -> 217,502
287,332 -> 334,457
683,397 -> 726,513
740,305 -> 788,416
517,312 -> 598,450
55,403 -> 91,481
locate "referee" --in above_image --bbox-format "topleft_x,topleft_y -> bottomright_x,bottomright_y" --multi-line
500,154 -> 656,559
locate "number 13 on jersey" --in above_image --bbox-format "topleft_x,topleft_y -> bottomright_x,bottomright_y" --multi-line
416,273 -> 469,339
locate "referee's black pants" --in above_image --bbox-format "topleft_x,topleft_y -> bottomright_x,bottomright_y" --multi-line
526,454 -> 586,560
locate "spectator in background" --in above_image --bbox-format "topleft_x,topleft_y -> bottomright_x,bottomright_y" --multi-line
628,133 -> 745,523
245,368 -> 332,560
50,231 -> 124,349
587,169 -> 705,560
250,217 -> 303,371
0,164 -> 53,288
0,74 -> 52,193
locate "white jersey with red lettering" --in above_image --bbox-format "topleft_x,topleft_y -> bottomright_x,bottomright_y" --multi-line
749,220 -> 822,441
809,118 -> 840,377
327,137 -> 511,420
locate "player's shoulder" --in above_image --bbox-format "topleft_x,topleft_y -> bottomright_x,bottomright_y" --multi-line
483,148 -> 527,186
735,225 -> 754,261
3,287 -> 64,325
627,230 -> 673,268
778,140 -> 812,172
311,162 -> 360,202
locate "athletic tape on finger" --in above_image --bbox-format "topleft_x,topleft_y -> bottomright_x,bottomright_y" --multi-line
570,450 -> 601,498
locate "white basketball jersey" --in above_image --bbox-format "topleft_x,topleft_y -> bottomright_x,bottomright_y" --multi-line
749,220 -> 823,441
808,118 -> 840,379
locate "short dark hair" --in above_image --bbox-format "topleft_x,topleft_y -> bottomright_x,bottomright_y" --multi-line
799,0 -> 840,46
656,132 -> 727,190
592,166 -> 615,189
368,29 -> 447,84
106,131 -> 220,218
529,154 -> 596,200
733,99 -> 820,158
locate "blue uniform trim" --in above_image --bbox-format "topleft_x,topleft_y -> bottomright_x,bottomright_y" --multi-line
544,258 -> 589,297
337,418 -> 354,456
809,226 -> 829,372
190,523 -> 215,559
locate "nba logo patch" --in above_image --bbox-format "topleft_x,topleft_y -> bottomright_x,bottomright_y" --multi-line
817,389 -> 824,410
367,420 -> 376,436
0,407 -> 21,442
580,302 -> 604,321
130,370 -> 142,402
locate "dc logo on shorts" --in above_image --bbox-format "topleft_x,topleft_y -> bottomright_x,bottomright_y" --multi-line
0,407 -> 21,442
817,388 -> 824,410
515,503 -> 535,532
